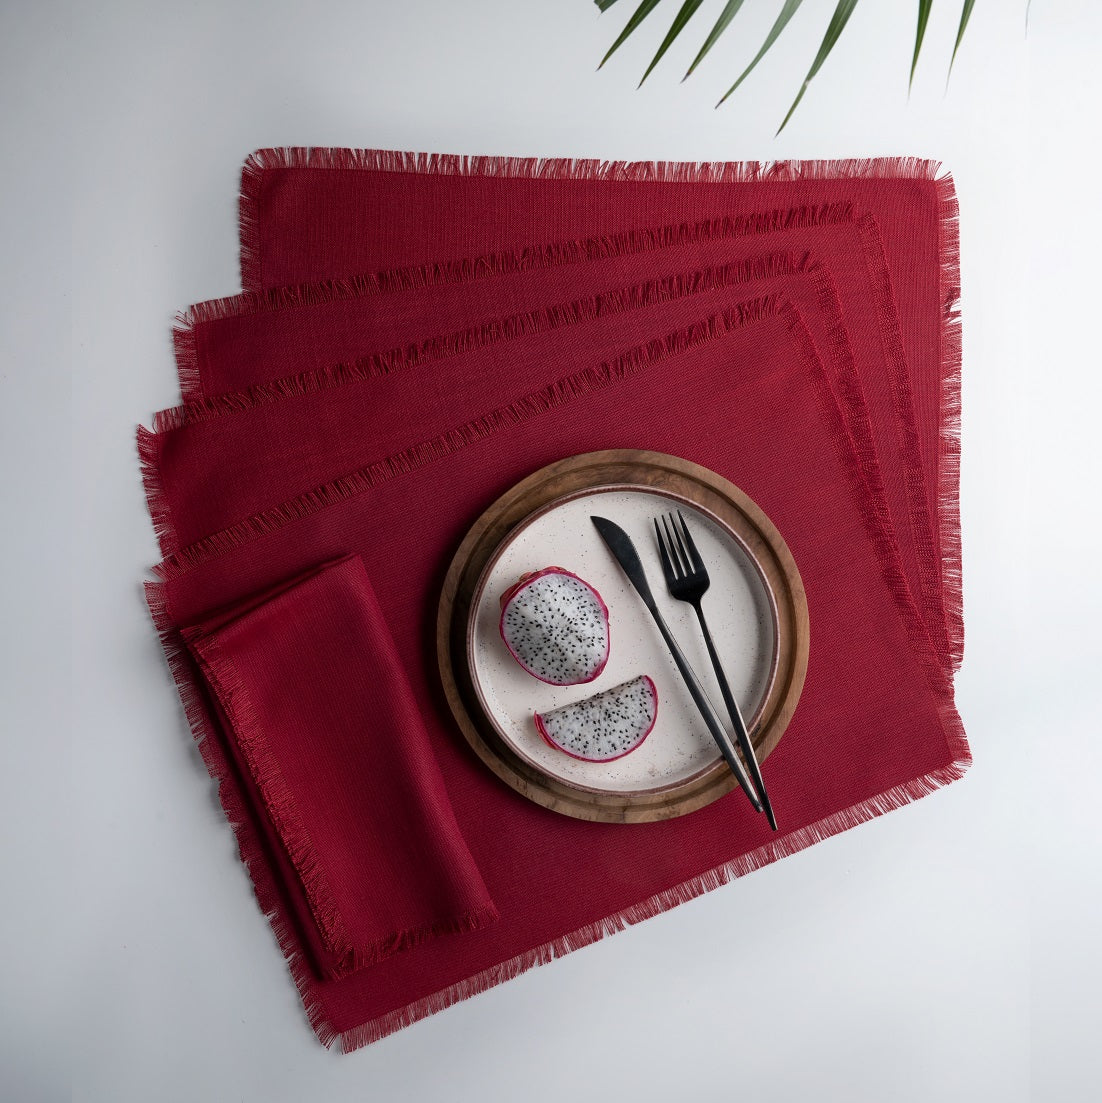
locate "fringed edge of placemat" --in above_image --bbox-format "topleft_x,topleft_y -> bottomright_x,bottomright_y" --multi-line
145,552 -> 971,1052
851,209 -> 955,670
148,299 -> 778,575
137,424 -> 176,559
934,173 -> 963,671
235,149 -> 943,295
145,263 -> 808,559
163,254 -> 808,432
329,745 -> 972,1053
175,203 -> 850,405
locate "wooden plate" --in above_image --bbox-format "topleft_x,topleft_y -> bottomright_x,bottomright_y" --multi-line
437,450 -> 809,823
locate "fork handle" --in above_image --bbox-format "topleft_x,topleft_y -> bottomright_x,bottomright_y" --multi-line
646,607 -> 763,814
693,604 -> 778,831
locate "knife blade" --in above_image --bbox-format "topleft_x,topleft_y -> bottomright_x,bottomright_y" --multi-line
591,515 -> 763,813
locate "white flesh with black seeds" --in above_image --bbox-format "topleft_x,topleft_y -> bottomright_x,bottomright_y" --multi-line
535,676 -> 658,762
500,569 -> 609,685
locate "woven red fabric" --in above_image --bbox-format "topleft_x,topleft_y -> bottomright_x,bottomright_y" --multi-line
167,210 -> 953,666
235,151 -> 962,671
153,255 -> 941,651
143,286 -> 968,1050
178,554 -> 498,981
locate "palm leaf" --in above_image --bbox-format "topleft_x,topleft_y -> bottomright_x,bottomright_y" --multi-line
911,0 -> 933,90
949,0 -> 976,78
776,0 -> 861,134
598,0 -> 665,69
595,0 -> 622,11
684,0 -> 748,81
717,0 -> 805,107
639,0 -> 706,85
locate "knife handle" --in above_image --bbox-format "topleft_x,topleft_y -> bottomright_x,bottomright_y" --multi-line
648,607 -> 763,813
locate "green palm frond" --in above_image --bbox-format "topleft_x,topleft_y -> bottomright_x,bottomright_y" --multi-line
593,0 -> 983,134
911,0 -> 933,90
776,0 -> 860,134
640,0 -> 707,86
598,0 -> 664,70
949,0 -> 976,78
717,0 -> 805,107
684,0 -> 748,81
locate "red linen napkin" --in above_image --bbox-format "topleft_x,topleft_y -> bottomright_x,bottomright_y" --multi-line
178,554 -> 498,980
144,296 -> 968,1050
168,208 -> 951,668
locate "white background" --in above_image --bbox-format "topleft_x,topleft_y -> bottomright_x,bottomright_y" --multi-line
4,1 -> 1100,1099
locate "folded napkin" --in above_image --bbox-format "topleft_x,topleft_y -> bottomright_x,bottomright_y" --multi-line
143,279 -> 968,1049
176,554 -> 497,981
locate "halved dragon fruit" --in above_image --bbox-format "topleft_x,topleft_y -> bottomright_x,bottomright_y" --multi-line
534,676 -> 658,762
499,567 -> 610,686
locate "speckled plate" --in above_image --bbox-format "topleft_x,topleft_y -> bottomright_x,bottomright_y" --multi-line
437,451 -> 809,823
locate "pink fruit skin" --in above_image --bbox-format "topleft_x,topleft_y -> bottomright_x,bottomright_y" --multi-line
498,566 -> 611,686
533,675 -> 658,762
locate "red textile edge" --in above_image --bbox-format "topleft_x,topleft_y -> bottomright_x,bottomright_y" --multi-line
236,148 -> 943,300
181,628 -> 354,961
145,579 -> 336,1043
163,254 -> 807,431
853,210 -> 953,666
152,300 -> 782,579
179,204 -> 849,403
137,425 -> 175,559
935,176 -> 964,669
145,258 -> 809,559
145,296 -> 970,1051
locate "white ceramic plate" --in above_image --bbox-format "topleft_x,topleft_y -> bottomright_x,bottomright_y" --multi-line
468,487 -> 779,795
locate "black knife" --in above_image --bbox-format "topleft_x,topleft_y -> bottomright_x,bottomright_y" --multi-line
591,515 -> 763,813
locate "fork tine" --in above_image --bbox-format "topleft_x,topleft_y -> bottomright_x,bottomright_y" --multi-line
662,514 -> 688,578
661,513 -> 688,582
654,517 -> 678,581
676,510 -> 705,575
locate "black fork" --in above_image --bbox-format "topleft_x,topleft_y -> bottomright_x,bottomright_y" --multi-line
654,511 -> 778,831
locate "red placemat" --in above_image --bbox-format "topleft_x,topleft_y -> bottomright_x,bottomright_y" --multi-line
235,150 -> 960,673
167,206 -> 952,667
150,257 -> 942,665
144,296 -> 968,1050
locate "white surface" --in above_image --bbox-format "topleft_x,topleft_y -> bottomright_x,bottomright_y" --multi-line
473,491 -> 776,791
3,1 -> 1099,1099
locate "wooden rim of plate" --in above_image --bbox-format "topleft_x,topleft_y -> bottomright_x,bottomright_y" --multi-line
437,450 -> 810,823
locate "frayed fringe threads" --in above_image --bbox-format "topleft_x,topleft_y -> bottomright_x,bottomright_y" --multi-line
178,202 -> 850,402
237,146 -> 943,294
150,562 -> 968,1054
152,296 -> 782,580
934,174 -> 964,670
165,253 -> 809,431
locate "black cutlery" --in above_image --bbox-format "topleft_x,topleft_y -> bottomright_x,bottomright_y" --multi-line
654,511 -> 778,831
591,515 -> 763,814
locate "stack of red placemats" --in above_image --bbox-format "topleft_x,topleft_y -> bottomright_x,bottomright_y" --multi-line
140,149 -> 969,1051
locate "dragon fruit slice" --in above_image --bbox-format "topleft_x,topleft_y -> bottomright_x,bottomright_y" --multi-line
499,567 -> 610,686
534,676 -> 658,762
